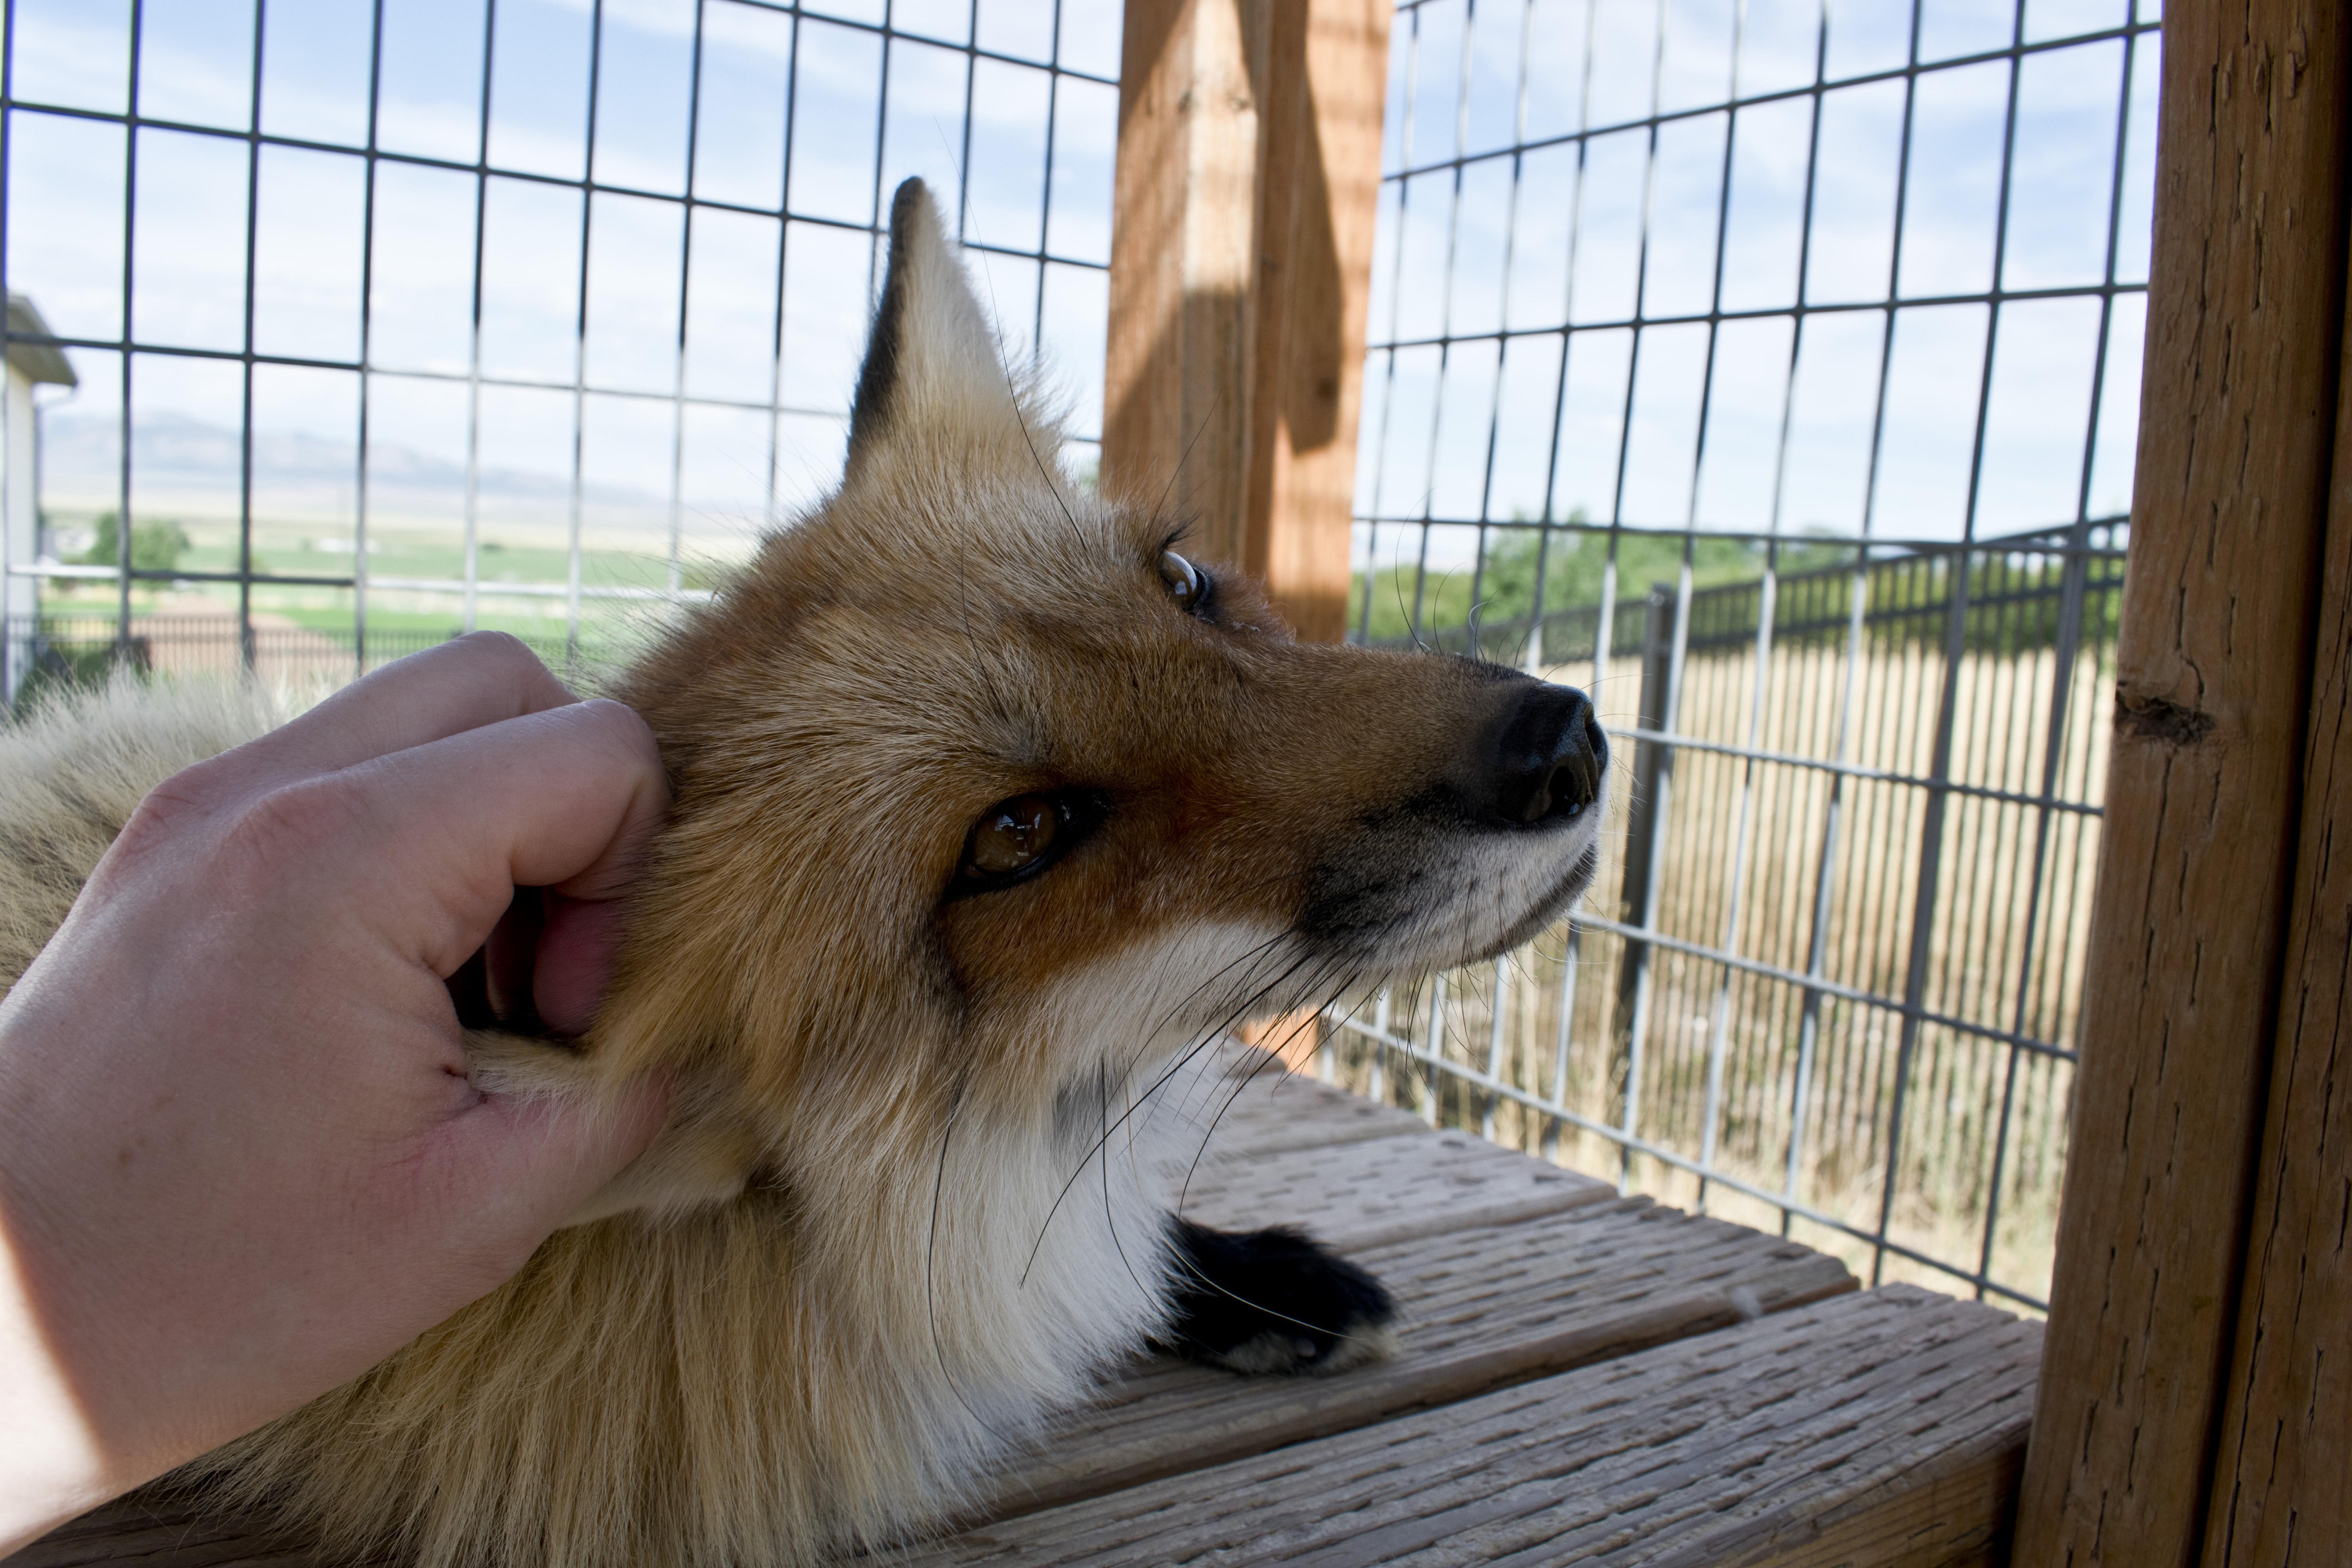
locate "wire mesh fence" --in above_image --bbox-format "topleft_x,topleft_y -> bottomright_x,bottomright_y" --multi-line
0,0 -> 2155,1309
0,0 -> 1118,699
1326,0 -> 2157,1310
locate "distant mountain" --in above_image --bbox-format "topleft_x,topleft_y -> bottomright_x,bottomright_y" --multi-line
38,409 -> 685,533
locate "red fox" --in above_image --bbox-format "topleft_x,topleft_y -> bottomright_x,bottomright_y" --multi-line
0,179 -> 1608,1566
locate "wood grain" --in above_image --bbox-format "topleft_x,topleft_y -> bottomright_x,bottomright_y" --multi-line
980,1197 -> 1855,1518
1235,0 -> 1389,643
2199,83 -> 2352,1564
1176,1124 -> 1612,1251
1104,0 -> 1258,568
1162,1042 -> 1431,1159
2012,1 -> 2352,1562
1694,1403 -> 2025,1568
1102,0 -> 1390,641
910,1286 -> 2040,1567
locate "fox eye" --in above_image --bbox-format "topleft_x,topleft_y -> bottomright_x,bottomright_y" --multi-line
956,793 -> 1069,892
1160,551 -> 1208,614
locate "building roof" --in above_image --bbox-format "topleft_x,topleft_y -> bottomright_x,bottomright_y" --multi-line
5,295 -> 77,387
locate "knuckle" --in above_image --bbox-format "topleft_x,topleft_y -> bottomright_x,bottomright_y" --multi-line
106,752 -> 249,867
448,629 -> 562,693
223,773 -> 371,866
571,698 -> 664,769
453,628 -> 535,665
109,790 -> 205,871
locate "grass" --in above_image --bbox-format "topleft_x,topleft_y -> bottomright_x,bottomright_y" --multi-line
1316,620 -> 2116,1313
34,516 -> 752,653
172,531 -> 738,595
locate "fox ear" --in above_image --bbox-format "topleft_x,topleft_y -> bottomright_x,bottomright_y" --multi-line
846,178 -> 1050,480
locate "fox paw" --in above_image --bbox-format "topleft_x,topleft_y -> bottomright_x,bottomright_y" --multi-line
1161,1219 -> 1399,1376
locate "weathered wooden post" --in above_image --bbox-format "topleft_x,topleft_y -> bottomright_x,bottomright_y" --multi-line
2014,1 -> 2352,1561
1102,0 -> 1390,647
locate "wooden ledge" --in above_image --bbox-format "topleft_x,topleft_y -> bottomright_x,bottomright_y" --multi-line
1179,1124 -> 1613,1251
981,1197 -> 1856,1519
914,1285 -> 2041,1567
1148,1046 -> 1431,1161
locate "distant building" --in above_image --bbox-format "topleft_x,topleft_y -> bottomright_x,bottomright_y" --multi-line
3,293 -> 78,705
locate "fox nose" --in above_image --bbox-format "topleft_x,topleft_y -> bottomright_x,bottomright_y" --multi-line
1488,684 -> 1608,828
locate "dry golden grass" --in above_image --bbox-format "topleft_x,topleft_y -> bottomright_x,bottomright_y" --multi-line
1323,622 -> 2115,1311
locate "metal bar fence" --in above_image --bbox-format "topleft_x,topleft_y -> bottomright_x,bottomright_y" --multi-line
0,0 -> 1118,699
1328,0 -> 2156,1311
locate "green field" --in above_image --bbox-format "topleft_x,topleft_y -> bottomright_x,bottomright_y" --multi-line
41,517 -> 744,650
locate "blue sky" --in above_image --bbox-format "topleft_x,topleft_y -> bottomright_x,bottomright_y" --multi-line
3,0 -> 2158,581
4,0 -> 1116,557
1358,0 -> 2158,552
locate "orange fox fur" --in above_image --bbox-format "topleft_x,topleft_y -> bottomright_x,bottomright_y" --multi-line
0,182 -> 1608,1567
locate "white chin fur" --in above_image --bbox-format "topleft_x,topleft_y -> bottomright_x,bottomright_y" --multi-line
1028,918 -> 1311,1095
1358,782 -> 1610,982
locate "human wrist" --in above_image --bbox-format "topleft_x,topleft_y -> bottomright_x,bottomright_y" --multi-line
0,1050 -> 178,1558
0,1230 -> 121,1556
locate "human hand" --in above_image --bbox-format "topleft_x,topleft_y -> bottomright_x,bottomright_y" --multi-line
0,634 -> 671,1551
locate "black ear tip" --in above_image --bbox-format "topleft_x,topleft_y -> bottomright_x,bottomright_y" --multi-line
854,183 -> 937,461
889,177 -> 931,231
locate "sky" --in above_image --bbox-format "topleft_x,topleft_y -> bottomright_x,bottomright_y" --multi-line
1,0 -> 2159,590
1358,0 -> 2159,556
3,0 -> 1118,561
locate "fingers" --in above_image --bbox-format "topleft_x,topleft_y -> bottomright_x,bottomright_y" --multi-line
465,891 -> 617,1038
532,895 -> 624,1037
240,634 -> 581,781
340,698 -> 669,975
431,1073 -> 670,1282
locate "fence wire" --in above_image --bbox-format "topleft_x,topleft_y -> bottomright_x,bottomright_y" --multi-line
0,0 -> 2153,1310
1328,0 -> 2157,1310
0,0 -> 1116,691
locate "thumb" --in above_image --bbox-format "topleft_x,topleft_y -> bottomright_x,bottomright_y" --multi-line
428,1074 -> 671,1278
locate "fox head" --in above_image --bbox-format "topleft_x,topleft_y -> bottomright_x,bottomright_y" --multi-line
579,179 -> 1606,1191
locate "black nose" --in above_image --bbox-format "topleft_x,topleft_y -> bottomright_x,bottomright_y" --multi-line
1488,684 -> 1607,828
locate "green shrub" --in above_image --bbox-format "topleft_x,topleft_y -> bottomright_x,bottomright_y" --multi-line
75,513 -> 191,575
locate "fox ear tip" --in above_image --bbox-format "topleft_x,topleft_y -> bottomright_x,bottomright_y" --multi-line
882,179 -> 950,274
848,187 -> 942,459
848,176 -> 1042,477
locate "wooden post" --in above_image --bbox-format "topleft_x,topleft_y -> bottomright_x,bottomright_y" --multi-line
1104,0 -> 1391,644
2199,154 -> 2352,1568
2012,2 -> 2352,1563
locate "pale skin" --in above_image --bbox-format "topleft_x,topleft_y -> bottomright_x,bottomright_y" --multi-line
0,635 -> 672,1555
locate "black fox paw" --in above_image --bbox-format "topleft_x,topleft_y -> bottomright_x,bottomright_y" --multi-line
1160,1219 -> 1399,1376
